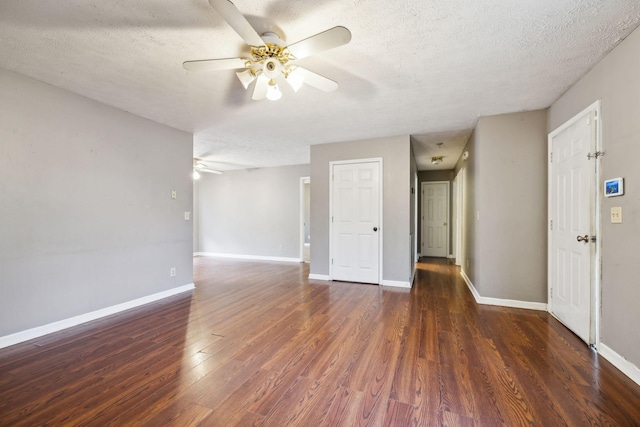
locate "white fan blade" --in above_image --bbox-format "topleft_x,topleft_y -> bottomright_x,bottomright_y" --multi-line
287,26 -> 351,60
209,0 -> 265,47
199,168 -> 223,175
252,75 -> 269,100
295,67 -> 339,92
183,58 -> 247,72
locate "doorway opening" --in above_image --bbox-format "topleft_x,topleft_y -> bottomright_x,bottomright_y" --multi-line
300,176 -> 310,263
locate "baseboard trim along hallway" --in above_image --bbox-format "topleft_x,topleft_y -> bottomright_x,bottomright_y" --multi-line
460,269 -> 547,311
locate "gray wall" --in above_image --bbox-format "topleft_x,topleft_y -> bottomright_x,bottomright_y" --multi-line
196,164 -> 310,259
310,135 -> 412,283
549,26 -> 640,368
456,110 -> 548,302
0,68 -> 193,337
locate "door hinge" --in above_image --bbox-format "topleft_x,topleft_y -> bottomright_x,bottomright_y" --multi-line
550,288 -> 553,298
587,151 -> 605,160
550,219 -> 553,231
550,152 -> 553,163
331,216 -> 334,223
331,258 -> 334,265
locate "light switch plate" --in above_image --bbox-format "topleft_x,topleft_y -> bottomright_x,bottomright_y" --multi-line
171,190 -> 177,199
184,211 -> 191,221
611,206 -> 622,224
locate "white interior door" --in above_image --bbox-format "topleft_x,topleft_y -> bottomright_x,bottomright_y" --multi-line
549,103 -> 599,344
331,160 -> 381,284
422,182 -> 449,258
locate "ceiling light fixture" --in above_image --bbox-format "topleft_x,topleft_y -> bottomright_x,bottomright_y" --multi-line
235,68 -> 257,89
431,156 -> 444,165
183,1 -> 351,102
266,79 -> 283,101
192,170 -> 201,180
285,67 -> 304,92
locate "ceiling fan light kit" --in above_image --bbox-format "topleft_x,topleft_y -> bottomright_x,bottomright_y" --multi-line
183,0 -> 351,101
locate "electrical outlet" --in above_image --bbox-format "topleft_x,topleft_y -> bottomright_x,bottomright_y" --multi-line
611,207 -> 622,224
171,190 -> 177,199
184,211 -> 191,221
170,267 -> 176,277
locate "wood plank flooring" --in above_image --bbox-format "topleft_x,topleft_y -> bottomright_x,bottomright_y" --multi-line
1,257 -> 640,426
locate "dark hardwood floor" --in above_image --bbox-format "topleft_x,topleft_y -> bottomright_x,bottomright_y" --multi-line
1,257 -> 640,426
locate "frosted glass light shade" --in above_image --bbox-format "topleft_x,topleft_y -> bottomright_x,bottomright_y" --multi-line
236,69 -> 257,89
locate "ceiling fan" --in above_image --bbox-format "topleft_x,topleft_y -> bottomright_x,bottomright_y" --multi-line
193,159 -> 223,179
183,0 -> 352,101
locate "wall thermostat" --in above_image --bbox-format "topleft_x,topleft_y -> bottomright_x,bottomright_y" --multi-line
604,177 -> 624,197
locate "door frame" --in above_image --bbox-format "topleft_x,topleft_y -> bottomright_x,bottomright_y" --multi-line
414,174 -> 419,262
454,167 -> 466,268
547,99 -> 602,347
421,181 -> 450,258
299,176 -> 310,263
329,158 -> 383,284
451,175 -> 457,262
453,171 -> 461,265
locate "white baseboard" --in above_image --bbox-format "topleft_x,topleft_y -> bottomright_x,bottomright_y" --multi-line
460,270 -> 547,311
382,279 -> 412,289
308,275 -> 411,289
0,284 -> 195,350
195,252 -> 301,263
599,343 -> 640,387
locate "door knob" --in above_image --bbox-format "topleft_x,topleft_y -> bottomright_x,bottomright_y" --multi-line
443,222 -> 447,226
373,227 -> 378,232
576,235 -> 589,243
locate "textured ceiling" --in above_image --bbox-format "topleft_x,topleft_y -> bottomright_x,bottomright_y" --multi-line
1,0 -> 639,170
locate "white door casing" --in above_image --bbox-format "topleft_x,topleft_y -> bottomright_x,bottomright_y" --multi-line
330,159 -> 382,284
451,176 -> 458,263
454,169 -> 464,266
548,101 -> 601,345
421,181 -> 449,258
